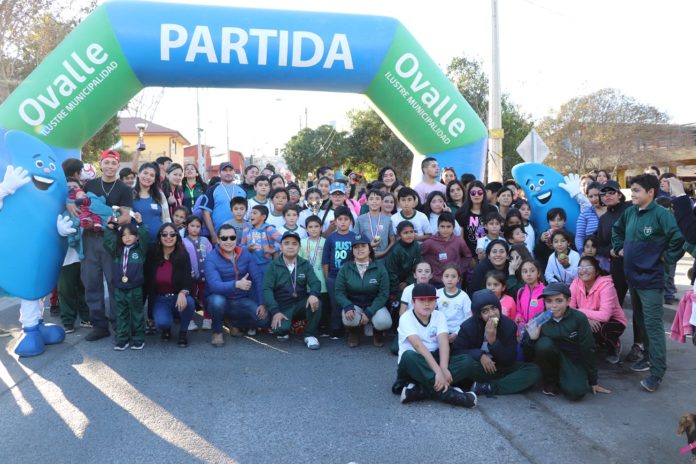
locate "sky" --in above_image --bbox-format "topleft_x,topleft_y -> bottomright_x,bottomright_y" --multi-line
115,0 -> 696,162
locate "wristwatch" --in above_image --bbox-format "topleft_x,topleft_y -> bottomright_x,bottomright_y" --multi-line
179,289 -> 190,296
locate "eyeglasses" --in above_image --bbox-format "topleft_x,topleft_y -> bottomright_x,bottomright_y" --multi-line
469,189 -> 484,196
160,232 -> 177,238
578,265 -> 595,271
600,190 -> 618,196
219,235 -> 237,241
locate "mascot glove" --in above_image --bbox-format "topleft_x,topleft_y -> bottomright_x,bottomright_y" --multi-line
0,165 -> 31,208
57,214 -> 77,237
559,173 -> 582,198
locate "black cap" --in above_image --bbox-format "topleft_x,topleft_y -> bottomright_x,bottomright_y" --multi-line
280,231 -> 301,243
470,289 -> 501,315
539,282 -> 571,298
352,234 -> 371,246
219,161 -> 234,171
412,283 -> 438,300
600,180 -> 621,192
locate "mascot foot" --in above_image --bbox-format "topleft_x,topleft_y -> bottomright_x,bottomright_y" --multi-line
39,319 -> 65,345
15,325 -> 45,357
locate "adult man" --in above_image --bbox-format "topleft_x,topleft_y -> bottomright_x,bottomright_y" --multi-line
264,231 -> 322,349
155,156 -> 173,181
414,157 -> 445,204
452,289 -> 541,397
241,165 -> 259,198
82,149 -> 133,341
204,224 -> 268,346
202,162 -> 246,244
316,166 -> 334,182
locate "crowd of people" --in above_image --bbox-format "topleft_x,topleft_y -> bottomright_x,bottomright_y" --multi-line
28,151 -> 696,407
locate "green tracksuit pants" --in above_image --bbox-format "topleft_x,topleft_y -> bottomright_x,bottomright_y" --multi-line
457,356 -> 541,395
629,288 -> 666,379
58,262 -> 91,327
534,336 -> 590,401
397,350 -> 470,400
115,287 -> 144,344
272,298 -> 322,338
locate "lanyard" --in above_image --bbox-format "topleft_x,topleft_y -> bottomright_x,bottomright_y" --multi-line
284,259 -> 297,296
185,182 -> 197,201
305,238 -> 321,265
368,213 -> 382,240
122,246 -> 131,275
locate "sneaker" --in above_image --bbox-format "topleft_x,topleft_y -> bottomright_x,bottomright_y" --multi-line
211,332 -> 224,347
276,334 -> 290,341
664,297 -> 679,306
79,320 -> 93,329
605,339 -> 622,364
0,328 -> 11,337
64,325 -> 75,334
640,375 -> 661,392
130,341 -> 145,350
177,332 -> 188,348
631,357 -> 651,372
201,318 -> 212,330
364,323 -> 374,337
304,336 -> 320,350
187,320 -> 199,331
542,383 -> 560,396
373,331 -> 385,347
161,329 -> 171,341
441,387 -> 477,408
145,320 -> 156,335
85,327 -> 110,341
247,328 -> 257,337
229,326 -> 243,337
50,305 -> 60,316
400,383 -> 429,404
113,341 -> 129,351
625,343 -> 643,363
472,382 -> 494,397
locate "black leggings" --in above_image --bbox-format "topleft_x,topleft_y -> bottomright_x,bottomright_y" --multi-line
592,320 -> 626,349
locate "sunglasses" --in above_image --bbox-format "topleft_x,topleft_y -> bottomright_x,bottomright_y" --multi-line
469,189 -> 485,196
160,232 -> 177,238
600,190 -> 618,196
219,235 -> 237,241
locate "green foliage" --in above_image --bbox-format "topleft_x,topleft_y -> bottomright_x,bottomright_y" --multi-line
81,114 -> 121,164
284,125 -> 350,179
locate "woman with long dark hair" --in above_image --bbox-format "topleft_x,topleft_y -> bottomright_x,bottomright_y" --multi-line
183,163 -> 208,210
446,180 -> 466,214
455,180 -> 498,257
132,162 -> 170,244
378,166 -> 399,191
144,223 -> 196,347
162,163 -> 185,217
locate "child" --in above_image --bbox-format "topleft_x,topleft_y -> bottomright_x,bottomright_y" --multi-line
321,206 -> 357,338
68,182 -> 102,232
183,216 -> 213,331
476,212 -> 504,261
385,221 -> 422,303
583,235 -> 608,272
504,224 -> 527,247
421,213 -> 472,287
278,204 -> 308,239
267,188 -> 289,229
515,259 -> 546,339
424,191 -> 462,237
299,187 -> 323,229
399,261 -> 434,316
518,200 -> 536,256
246,175 -> 271,220
545,229 -> 580,285
354,189 -> 395,260
103,218 -> 149,351
172,205 -> 189,237
300,215 -> 329,336
535,207 -> 573,271
612,173 -> 684,392
391,187 -> 432,241
437,264 -> 472,343
382,192 -> 397,216
486,270 -> 516,320
224,196 -> 251,240
322,181 -> 357,236
240,205 -> 281,272
394,283 -> 477,408
524,282 -> 611,400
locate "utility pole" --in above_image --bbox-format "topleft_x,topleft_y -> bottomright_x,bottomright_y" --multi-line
304,107 -> 308,129
487,0 -> 504,182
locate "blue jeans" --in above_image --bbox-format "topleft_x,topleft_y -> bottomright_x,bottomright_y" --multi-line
206,294 -> 269,333
152,294 -> 195,332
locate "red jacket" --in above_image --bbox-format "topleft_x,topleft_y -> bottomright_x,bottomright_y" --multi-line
569,275 -> 627,326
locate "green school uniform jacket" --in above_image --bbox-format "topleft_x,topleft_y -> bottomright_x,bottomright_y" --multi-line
263,255 -> 321,316
335,261 -> 390,318
384,240 -> 421,295
104,224 -> 149,290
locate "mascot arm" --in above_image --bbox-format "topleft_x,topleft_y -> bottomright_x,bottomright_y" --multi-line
57,215 -> 77,237
0,165 -> 31,209
559,173 -> 582,199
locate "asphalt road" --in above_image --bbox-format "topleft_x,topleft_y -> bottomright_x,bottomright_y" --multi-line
0,258 -> 694,463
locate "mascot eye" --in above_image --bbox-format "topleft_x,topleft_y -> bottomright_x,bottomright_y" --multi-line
529,184 -> 535,191
49,163 -> 56,171
35,160 -> 44,168
539,179 -> 545,186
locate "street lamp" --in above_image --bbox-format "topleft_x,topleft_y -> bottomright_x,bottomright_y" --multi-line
135,122 -> 148,152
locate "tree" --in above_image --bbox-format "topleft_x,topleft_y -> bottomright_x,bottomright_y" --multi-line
283,125 -> 350,180
345,109 -> 412,181
537,88 -> 671,174
447,56 -> 533,179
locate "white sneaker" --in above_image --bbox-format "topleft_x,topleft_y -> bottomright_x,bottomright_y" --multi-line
276,334 -> 290,341
247,328 -> 257,336
304,336 -> 320,350
364,323 -> 374,337
187,320 -> 199,331
201,319 -> 212,330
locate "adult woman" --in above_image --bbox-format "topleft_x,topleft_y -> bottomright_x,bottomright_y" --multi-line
132,163 -> 170,244
440,167 -> 456,185
569,256 -> 627,364
162,163 -> 184,217
496,187 -> 514,218
468,240 -> 510,294
446,180 -> 466,214
182,163 -> 207,210
144,223 -> 196,347
575,181 -> 606,254
596,169 -> 610,185
316,176 -> 332,209
335,236 -> 391,348
378,166 -> 399,191
455,180 -> 498,257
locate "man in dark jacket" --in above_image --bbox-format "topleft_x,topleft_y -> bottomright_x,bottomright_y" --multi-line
264,231 -> 322,350
452,289 -> 540,397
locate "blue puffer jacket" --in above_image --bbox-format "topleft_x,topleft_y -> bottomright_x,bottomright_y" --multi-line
203,246 -> 264,304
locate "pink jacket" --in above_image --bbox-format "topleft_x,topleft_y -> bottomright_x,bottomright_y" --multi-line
515,283 -> 545,325
569,276 -> 627,326
670,291 -> 695,343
